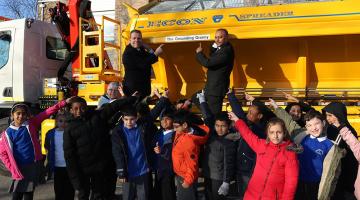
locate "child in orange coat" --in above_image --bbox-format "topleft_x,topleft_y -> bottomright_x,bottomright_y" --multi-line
172,110 -> 209,200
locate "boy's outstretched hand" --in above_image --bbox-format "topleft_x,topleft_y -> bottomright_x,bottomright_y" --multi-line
228,112 -> 239,122
282,92 -> 299,103
244,92 -> 255,102
268,98 -> 279,110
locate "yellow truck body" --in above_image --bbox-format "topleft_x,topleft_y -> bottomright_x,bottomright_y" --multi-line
122,0 -> 360,134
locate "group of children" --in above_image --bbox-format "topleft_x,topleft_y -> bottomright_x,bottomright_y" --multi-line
0,87 -> 359,200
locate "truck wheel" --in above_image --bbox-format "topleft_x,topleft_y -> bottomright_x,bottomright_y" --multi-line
0,117 -> 11,177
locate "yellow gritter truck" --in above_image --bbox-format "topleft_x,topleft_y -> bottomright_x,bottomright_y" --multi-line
121,0 -> 360,134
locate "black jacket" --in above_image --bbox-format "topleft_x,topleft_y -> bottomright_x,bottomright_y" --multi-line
111,119 -> 158,179
322,102 -> 358,198
111,97 -> 169,179
122,44 -> 158,97
226,92 -> 266,176
152,129 -> 175,179
196,42 -> 234,97
63,96 -> 136,190
199,101 -> 236,183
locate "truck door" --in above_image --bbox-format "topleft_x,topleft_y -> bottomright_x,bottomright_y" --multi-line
0,29 -> 14,104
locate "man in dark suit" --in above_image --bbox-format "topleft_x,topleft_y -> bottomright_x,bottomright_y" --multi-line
195,29 -> 235,115
122,30 -> 164,99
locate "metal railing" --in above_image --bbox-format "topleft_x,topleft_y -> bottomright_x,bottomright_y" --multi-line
145,0 -> 338,13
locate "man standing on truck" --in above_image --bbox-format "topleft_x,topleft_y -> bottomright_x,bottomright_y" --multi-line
122,30 -> 164,99
195,29 -> 234,115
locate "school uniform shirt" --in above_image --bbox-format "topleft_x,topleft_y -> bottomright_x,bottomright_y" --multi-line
6,122 -> 35,166
298,135 -> 333,182
54,129 -> 66,167
122,125 -> 149,178
153,129 -> 175,176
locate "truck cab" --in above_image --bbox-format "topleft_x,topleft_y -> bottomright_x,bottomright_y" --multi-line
0,19 -> 67,113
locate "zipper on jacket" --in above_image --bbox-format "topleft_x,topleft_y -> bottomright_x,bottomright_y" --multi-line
25,126 -> 37,163
258,146 -> 281,199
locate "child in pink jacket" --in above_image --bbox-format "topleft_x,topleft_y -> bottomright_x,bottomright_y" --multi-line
339,127 -> 360,199
0,97 -> 73,199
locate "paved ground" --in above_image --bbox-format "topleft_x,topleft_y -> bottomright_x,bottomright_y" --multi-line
0,174 -> 125,200
0,174 -> 240,200
0,175 -> 56,200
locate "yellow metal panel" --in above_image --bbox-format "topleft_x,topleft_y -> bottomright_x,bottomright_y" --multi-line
127,0 -> 360,41
41,119 -> 55,155
77,82 -> 106,105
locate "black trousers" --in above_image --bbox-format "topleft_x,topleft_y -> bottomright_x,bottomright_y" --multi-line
206,95 -> 224,116
54,167 -> 75,200
176,175 -> 198,200
154,173 -> 176,200
191,90 -> 224,116
295,180 -> 319,200
236,174 -> 250,199
12,192 -> 33,200
77,168 -> 117,200
123,173 -> 150,200
204,178 -> 226,200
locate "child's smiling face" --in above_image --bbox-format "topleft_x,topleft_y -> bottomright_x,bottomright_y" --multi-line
12,107 -> 28,127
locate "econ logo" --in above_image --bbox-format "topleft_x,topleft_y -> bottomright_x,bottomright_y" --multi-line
212,15 -> 223,23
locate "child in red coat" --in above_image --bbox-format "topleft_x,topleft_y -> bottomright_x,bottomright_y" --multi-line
229,112 -> 299,200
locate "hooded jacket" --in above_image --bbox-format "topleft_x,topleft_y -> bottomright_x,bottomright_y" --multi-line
322,102 -> 359,198
199,101 -> 236,183
63,97 -> 136,190
234,119 -> 299,200
172,124 -> 209,186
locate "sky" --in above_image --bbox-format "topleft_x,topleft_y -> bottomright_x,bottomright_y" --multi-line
0,0 -> 14,19
0,0 -> 115,19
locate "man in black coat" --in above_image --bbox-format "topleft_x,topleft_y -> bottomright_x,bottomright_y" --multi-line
63,96 -> 137,200
195,29 -> 235,115
122,30 -> 164,99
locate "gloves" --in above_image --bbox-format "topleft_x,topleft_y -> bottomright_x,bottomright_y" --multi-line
196,90 -> 206,104
218,182 -> 230,196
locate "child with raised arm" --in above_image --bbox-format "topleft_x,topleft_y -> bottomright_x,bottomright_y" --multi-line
197,90 -> 236,200
0,98 -> 72,200
64,96 -> 137,200
269,98 -> 333,200
228,111 -> 299,200
322,102 -> 358,200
